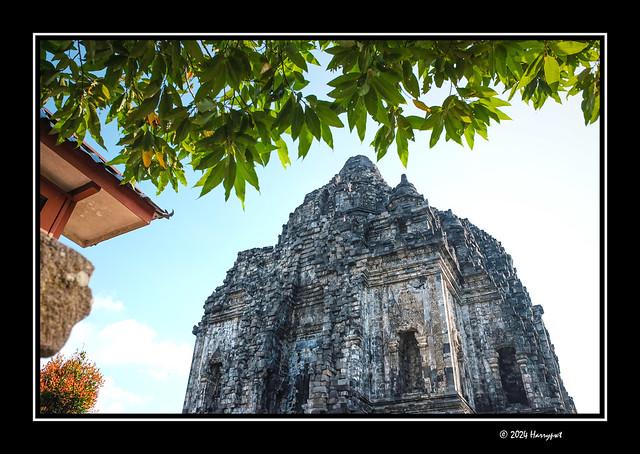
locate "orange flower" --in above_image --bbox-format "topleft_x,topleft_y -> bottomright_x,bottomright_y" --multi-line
40,350 -> 104,414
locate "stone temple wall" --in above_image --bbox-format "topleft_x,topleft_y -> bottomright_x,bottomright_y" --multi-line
183,155 -> 575,415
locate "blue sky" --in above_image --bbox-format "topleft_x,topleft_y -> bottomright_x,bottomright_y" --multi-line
44,48 -> 600,414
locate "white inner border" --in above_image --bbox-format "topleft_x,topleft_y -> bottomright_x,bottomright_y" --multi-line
33,32 -> 606,422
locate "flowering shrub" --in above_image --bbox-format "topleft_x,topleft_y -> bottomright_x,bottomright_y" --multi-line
40,350 -> 104,414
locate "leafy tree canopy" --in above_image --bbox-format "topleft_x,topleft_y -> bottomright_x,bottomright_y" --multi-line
39,39 -> 600,206
40,350 -> 105,414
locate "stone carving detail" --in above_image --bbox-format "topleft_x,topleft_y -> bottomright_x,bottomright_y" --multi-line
389,290 -> 424,335
183,155 -> 576,415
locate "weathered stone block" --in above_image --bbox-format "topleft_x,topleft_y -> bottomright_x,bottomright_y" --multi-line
39,231 -> 94,357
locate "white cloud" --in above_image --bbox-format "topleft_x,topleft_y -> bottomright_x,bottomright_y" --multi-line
95,377 -> 146,413
44,310 -> 193,413
58,318 -> 191,382
95,319 -> 192,381
92,295 -> 125,312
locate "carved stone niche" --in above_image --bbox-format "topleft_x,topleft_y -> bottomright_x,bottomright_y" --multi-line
397,330 -> 424,395
387,289 -> 429,396
200,353 -> 223,413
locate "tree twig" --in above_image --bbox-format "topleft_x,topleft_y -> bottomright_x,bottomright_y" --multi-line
201,40 -> 213,58
77,40 -> 85,95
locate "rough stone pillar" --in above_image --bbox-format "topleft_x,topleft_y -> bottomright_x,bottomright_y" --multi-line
487,353 -> 504,410
39,231 -> 94,357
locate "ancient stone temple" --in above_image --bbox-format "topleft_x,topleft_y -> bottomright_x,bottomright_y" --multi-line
183,155 -> 576,415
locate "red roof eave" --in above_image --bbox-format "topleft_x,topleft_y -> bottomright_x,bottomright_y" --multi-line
39,111 -> 172,224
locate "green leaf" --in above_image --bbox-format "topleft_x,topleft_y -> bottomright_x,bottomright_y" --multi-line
233,49 -> 251,78
105,93 -> 123,124
235,134 -> 257,150
59,110 -> 83,140
158,89 -> 172,118
357,81 -> 370,97
444,114 -> 464,145
276,138 -> 290,168
303,51 -> 320,65
290,103 -> 304,140
196,98 -> 215,113
234,173 -> 246,209
429,114 -> 443,148
327,84 -> 357,100
175,167 -> 187,186
131,90 -> 161,121
75,114 -> 87,146
193,168 -> 213,187
194,147 -> 224,170
274,96 -> 294,134
412,99 -> 430,112
517,53 -> 544,90
297,126 -> 313,159
321,123 -> 333,149
552,41 -> 589,55
479,97 -> 511,108
192,110 -> 216,126
101,84 -> 110,100
347,102 -> 357,132
105,153 -> 129,166
396,128 -> 408,167
255,140 -> 277,156
370,74 -> 405,105
402,61 -> 420,99
142,80 -> 162,99
183,40 -> 205,64
223,157 -> 236,201
305,106 -> 322,140
328,73 -> 360,87
355,97 -> 367,142
225,57 -> 241,89
87,104 -> 105,149
84,40 -> 96,63
493,107 -> 512,121
286,44 -> 308,71
174,117 -> 192,143
129,40 -> 147,58
292,71 -> 310,90
200,56 -> 225,83
364,89 -> 378,117
544,55 -> 560,85
194,168 -> 211,188
374,103 -> 392,128
372,125 -> 394,160
589,93 -> 600,124
163,107 -> 189,124
405,115 -> 428,130
494,44 -> 507,79
581,84 -> 599,125
156,170 -> 169,194
463,124 -> 475,150
456,86 -> 497,98
236,157 -> 260,191
315,103 -> 344,128
219,157 -> 236,201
